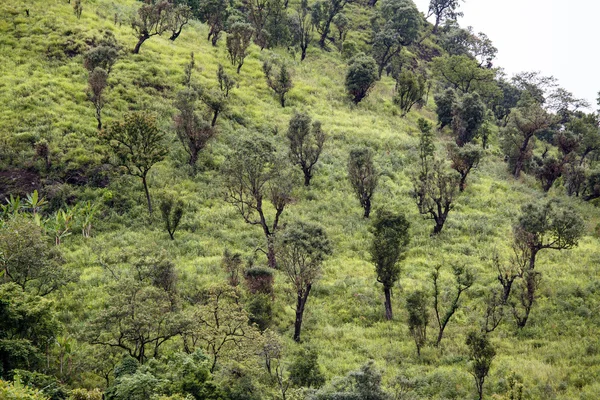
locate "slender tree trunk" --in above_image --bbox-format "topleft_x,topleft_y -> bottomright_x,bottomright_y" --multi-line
267,235 -> 276,268
211,109 -> 219,127
363,198 -> 371,218
301,45 -> 307,61
237,62 -> 243,74
303,170 -> 312,186
170,29 -> 182,41
189,150 -> 199,168
142,174 -> 152,215
384,287 -> 393,320
294,286 -> 311,342
459,173 -> 467,192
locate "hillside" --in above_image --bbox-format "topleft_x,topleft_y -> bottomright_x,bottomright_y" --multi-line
1,0 -> 600,399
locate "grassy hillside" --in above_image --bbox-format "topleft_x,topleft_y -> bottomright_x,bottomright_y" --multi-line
1,0 -> 600,399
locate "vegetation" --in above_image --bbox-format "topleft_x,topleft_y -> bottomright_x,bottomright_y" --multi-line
0,0 -> 599,398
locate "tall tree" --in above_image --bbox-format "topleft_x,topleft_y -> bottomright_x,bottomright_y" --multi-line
198,0 -> 229,46
345,53 -> 378,104
448,143 -> 483,192
226,23 -> 255,73
263,61 -> 293,107
102,112 -> 167,215
426,0 -> 463,34
406,290 -> 429,356
287,112 -> 326,186
348,148 -> 378,218
371,0 -> 421,77
370,210 -> 410,320
394,70 -> 427,117
432,55 -> 496,95
501,101 -> 553,178
311,0 -> 351,48
452,92 -> 486,146
466,331 -> 495,400
87,67 -> 108,130
167,4 -> 192,41
277,222 -> 332,342
292,0 -> 312,61
131,1 -> 172,54
223,136 -> 295,268
434,88 -> 457,130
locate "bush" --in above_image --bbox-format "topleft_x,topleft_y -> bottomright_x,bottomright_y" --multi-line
345,53 -> 378,104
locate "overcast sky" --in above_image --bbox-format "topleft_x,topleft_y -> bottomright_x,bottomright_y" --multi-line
412,0 -> 599,109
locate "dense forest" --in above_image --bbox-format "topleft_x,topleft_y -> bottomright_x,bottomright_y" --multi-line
1,0 -> 600,399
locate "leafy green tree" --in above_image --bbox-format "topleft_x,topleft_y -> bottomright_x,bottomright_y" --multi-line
406,290 -> 428,356
432,264 -> 474,346
348,148 -> 378,218
226,23 -> 254,73
346,54 -> 378,104
510,199 -> 584,328
0,217 -> 68,296
466,331 -> 495,400
501,102 -> 552,178
0,379 -> 49,400
223,136 -> 294,268
434,88 -> 457,130
568,114 -> 600,166
311,0 -> 352,48
432,55 -> 496,94
371,0 -> 421,77
312,361 -> 389,400
289,347 -> 325,388
103,112 -> 167,215
370,210 -> 410,320
394,70 -> 426,116
426,0 -> 462,33
87,67 -> 108,130
263,61 -> 293,107
198,0 -> 229,46
160,196 -> 184,240
167,4 -> 192,41
73,0 -> 83,19
292,0 -> 312,61
0,283 -> 59,379
452,92 -> 486,146
287,112 -> 326,186
131,1 -> 172,54
448,142 -> 483,191
83,43 -> 119,74
533,155 -> 564,192
277,222 -> 332,342
174,89 -> 215,168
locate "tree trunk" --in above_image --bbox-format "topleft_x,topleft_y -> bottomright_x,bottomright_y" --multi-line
303,169 -> 312,186
459,173 -> 467,192
432,219 -> 444,235
294,286 -> 311,342
133,34 -> 148,54
142,174 -> 152,215
384,287 -> 393,320
363,198 -> 371,218
267,236 -> 276,268
211,109 -> 219,127
301,45 -> 307,61
367,0 -> 377,6
170,29 -> 182,41
237,62 -> 243,74
189,150 -> 199,168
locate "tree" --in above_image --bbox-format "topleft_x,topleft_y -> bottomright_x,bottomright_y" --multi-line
226,23 -> 254,73
432,264 -> 474,346
370,210 -> 410,320
510,199 -> 584,328
413,160 -> 460,235
312,361 -> 389,400
223,136 -> 295,268
277,222 -> 332,342
348,148 -> 378,218
452,92 -> 486,146
289,347 -> 325,388
160,195 -> 184,240
83,44 -> 119,74
167,4 -> 192,41
102,112 -> 167,215
371,0 -> 421,77
426,0 -> 462,33
198,0 -> 229,46
533,155 -> 563,192
292,0 -> 312,61
88,279 -> 184,364
287,112 -> 326,186
406,290 -> 428,356
87,67 -> 108,130
263,61 -> 293,107
431,55 -> 496,94
501,102 -> 552,178
448,143 -> 483,192
466,331 -> 495,400
174,89 -> 216,168
394,70 -> 426,117
311,0 -> 351,48
434,88 -> 457,130
131,1 -> 172,54
346,54 -> 378,104
0,217 -> 68,296
73,0 -> 83,19
0,283 -> 59,379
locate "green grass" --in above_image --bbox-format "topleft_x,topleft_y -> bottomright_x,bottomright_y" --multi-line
2,0 -> 600,398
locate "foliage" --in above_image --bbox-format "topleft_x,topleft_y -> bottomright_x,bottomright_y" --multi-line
448,142 -> 483,192
465,331 -> 495,400
406,290 -> 428,356
452,92 -> 486,146
226,23 -> 254,73
348,148 -> 378,218
160,195 -> 184,240
434,88 -> 457,130
0,378 -> 49,400
393,70 -> 426,117
263,60 -> 293,107
431,55 -> 496,95
287,112 -> 326,186
289,347 -> 325,388
370,209 -> 410,320
131,1 -> 172,54
345,54 -> 378,104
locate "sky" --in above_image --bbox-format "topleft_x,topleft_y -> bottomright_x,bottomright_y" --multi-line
412,0 -> 600,109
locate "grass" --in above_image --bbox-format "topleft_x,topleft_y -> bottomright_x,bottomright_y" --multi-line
1,0 -> 600,398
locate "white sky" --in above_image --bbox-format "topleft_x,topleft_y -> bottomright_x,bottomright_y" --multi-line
412,0 -> 599,108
